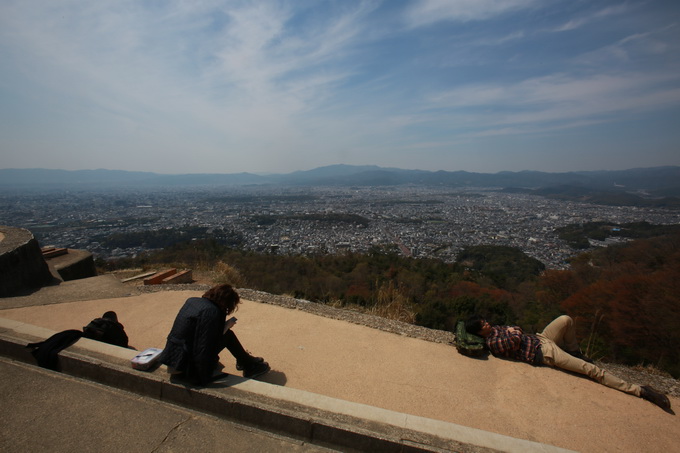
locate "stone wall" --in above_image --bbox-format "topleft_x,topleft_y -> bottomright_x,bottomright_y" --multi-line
51,249 -> 97,281
0,226 -> 56,297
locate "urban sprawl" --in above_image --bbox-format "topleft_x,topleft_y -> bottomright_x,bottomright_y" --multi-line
4,186 -> 679,269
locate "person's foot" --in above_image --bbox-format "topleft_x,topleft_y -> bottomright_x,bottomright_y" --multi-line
236,355 -> 265,371
243,360 -> 270,379
640,385 -> 671,411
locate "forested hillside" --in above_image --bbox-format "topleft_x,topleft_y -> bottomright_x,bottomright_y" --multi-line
551,233 -> 680,377
101,231 -> 680,377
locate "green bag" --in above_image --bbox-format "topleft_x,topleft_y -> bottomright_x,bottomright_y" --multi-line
454,320 -> 486,357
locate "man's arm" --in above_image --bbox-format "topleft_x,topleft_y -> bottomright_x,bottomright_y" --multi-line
485,326 -> 523,357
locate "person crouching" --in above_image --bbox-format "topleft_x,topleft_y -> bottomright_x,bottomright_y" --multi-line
159,284 -> 270,385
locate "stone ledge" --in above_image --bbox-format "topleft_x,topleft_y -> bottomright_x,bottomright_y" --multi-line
0,317 -> 573,453
44,248 -> 97,281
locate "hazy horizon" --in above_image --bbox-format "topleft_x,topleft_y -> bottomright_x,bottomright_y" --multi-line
2,163 -> 680,177
2,1 -> 679,175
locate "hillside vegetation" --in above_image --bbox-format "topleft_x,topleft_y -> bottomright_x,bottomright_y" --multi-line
556,221 -> 680,249
100,230 -> 680,378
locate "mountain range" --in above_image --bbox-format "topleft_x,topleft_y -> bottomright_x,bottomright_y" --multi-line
1,165 -> 679,199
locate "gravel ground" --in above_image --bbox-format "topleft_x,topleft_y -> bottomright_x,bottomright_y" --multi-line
138,283 -> 679,399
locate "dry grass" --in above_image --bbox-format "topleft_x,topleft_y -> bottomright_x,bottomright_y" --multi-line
631,363 -> 673,377
368,281 -> 417,324
209,261 -> 247,287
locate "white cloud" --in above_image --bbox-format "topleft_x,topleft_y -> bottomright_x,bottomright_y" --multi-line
0,1 -> 377,143
575,27 -> 678,68
426,71 -> 680,134
404,0 -> 540,27
552,4 -> 630,32
1,0 -> 679,173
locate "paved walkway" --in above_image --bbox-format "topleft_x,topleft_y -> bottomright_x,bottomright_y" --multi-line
1,279 -> 678,452
0,356 -> 333,453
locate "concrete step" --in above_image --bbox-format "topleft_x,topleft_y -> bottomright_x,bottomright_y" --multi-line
0,317 -> 571,453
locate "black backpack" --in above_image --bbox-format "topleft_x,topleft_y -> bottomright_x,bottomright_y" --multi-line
83,318 -> 111,340
83,317 -> 129,348
454,320 -> 486,357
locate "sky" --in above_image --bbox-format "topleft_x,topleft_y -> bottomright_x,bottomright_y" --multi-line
1,0 -> 679,175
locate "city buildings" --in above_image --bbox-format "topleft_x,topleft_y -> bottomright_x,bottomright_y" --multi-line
3,186 -> 678,269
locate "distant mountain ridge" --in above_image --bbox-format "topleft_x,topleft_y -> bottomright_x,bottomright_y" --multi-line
1,165 -> 679,197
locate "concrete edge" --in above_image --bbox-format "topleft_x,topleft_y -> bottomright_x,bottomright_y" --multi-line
0,317 -> 574,453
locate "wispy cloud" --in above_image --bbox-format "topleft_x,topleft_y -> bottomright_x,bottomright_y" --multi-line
552,4 -> 630,32
426,71 -> 680,134
404,0 -> 540,27
0,1 -> 381,146
575,25 -> 678,68
1,0 -> 679,173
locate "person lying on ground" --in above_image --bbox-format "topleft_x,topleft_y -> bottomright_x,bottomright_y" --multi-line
159,284 -> 270,385
465,314 -> 672,411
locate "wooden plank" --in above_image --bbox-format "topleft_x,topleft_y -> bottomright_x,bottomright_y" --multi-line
143,268 -> 177,285
42,248 -> 68,259
162,269 -> 193,284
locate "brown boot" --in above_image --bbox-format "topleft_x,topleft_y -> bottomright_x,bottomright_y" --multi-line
640,385 -> 671,411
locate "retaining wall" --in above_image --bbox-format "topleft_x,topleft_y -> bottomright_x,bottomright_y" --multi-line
0,226 -> 55,297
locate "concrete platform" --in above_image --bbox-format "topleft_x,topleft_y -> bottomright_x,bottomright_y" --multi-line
42,247 -> 97,282
1,277 -> 678,452
0,316 -> 567,453
0,274 -> 139,309
0,356 -> 333,453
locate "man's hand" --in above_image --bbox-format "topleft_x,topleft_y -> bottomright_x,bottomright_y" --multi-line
506,327 -> 522,335
225,317 -> 237,331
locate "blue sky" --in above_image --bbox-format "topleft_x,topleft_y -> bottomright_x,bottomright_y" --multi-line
1,0 -> 679,174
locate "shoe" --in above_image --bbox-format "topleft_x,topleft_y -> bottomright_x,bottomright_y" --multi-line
236,355 -> 265,371
243,360 -> 270,379
640,385 -> 671,411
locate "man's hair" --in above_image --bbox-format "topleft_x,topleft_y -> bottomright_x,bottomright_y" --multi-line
203,284 -> 240,315
102,311 -> 118,322
465,314 -> 485,336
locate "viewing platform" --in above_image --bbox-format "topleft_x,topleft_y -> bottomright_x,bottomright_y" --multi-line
1,275 -> 678,452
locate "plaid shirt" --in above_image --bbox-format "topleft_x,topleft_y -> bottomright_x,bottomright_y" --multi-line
485,325 -> 541,364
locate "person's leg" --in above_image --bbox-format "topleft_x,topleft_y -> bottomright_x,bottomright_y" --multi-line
539,315 -> 580,351
220,330 -> 270,378
539,338 -> 641,396
220,329 -> 251,362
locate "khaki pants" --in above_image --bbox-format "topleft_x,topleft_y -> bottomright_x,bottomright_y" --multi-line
537,315 -> 641,396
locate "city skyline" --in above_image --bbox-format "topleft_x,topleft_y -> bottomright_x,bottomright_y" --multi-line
2,1 -> 680,175
8,185 -> 680,269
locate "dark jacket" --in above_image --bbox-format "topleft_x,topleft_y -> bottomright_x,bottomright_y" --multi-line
83,318 -> 129,348
26,329 -> 84,371
159,297 -> 225,385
